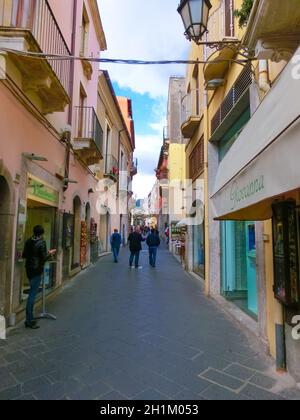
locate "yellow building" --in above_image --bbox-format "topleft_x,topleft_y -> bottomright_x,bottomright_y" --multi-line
183,0 -> 300,380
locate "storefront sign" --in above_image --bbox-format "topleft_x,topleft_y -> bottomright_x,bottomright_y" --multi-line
212,47 -> 300,220
27,176 -> 59,207
230,176 -> 265,211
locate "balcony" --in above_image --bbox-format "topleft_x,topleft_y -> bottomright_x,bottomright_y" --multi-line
244,0 -> 300,62
104,155 -> 119,183
130,158 -> 138,177
73,107 -> 103,166
181,89 -> 203,139
210,64 -> 252,142
203,5 -> 239,90
0,0 -> 71,114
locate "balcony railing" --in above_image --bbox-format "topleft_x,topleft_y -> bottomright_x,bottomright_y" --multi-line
74,106 -> 103,154
130,158 -> 138,176
204,5 -> 224,60
211,64 -> 253,136
104,155 -> 119,182
181,89 -> 203,126
0,0 -> 71,95
181,89 -> 203,138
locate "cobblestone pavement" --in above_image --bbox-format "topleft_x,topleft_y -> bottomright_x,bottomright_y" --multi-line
0,247 -> 299,400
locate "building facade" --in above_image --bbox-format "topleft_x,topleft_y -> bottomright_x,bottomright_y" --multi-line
0,1 -> 136,327
178,0 -> 300,380
96,71 -> 136,252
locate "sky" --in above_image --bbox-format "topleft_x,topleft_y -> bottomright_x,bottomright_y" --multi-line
98,0 -> 189,199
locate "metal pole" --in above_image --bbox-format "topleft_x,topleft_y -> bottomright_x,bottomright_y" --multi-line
37,263 -> 57,321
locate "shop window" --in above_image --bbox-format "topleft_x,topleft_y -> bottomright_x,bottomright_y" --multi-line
221,220 -> 258,318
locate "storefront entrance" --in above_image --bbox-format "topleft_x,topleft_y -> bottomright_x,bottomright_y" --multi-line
221,221 -> 258,318
72,196 -> 81,269
0,175 -> 13,316
193,223 -> 205,278
22,175 -> 59,301
22,201 -> 57,300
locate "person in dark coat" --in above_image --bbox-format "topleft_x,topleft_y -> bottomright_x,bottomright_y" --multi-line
146,229 -> 161,268
110,229 -> 122,263
128,226 -> 144,268
22,225 -> 56,329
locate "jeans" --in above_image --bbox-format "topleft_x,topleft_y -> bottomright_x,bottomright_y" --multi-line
112,246 -> 120,262
26,275 -> 42,323
149,247 -> 158,267
129,251 -> 140,268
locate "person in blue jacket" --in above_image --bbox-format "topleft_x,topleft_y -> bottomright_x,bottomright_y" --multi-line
146,229 -> 161,268
110,229 -> 122,263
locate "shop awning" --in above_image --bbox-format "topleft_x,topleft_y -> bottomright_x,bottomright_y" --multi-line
211,47 -> 300,221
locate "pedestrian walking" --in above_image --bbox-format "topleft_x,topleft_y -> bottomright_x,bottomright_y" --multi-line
128,226 -> 144,268
110,229 -> 122,263
165,226 -> 170,245
22,225 -> 56,329
146,229 -> 161,268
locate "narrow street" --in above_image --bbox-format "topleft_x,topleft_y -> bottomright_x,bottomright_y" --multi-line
0,247 -> 299,401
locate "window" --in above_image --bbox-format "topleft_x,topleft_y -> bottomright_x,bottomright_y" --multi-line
80,5 -> 89,56
224,0 -> 235,37
189,137 -> 204,181
78,86 -> 87,137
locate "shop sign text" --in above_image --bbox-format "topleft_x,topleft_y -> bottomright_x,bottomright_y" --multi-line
230,176 -> 265,210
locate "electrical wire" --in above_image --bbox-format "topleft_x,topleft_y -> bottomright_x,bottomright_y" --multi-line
0,48 -> 255,66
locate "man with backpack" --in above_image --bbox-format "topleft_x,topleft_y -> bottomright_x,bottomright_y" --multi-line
146,229 -> 161,268
22,225 -> 56,329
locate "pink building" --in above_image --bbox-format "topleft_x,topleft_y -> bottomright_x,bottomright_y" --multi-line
0,0 -> 106,323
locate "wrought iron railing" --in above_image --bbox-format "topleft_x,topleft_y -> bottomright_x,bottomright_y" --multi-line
211,64 -> 252,135
74,106 -> 103,154
0,0 -> 71,94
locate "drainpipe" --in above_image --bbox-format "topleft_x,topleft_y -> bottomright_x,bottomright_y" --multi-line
204,89 -> 210,297
258,60 -> 271,94
68,0 -> 77,125
64,0 -> 77,192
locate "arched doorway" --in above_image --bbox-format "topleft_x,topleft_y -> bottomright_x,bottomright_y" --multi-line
72,196 -> 81,269
0,175 -> 13,317
85,203 -> 91,265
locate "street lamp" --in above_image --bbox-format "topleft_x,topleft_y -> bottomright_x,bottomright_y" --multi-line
177,0 -> 212,44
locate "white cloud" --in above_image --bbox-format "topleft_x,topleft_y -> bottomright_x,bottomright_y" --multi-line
98,0 -> 189,98
132,174 -> 156,201
132,133 -> 163,199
